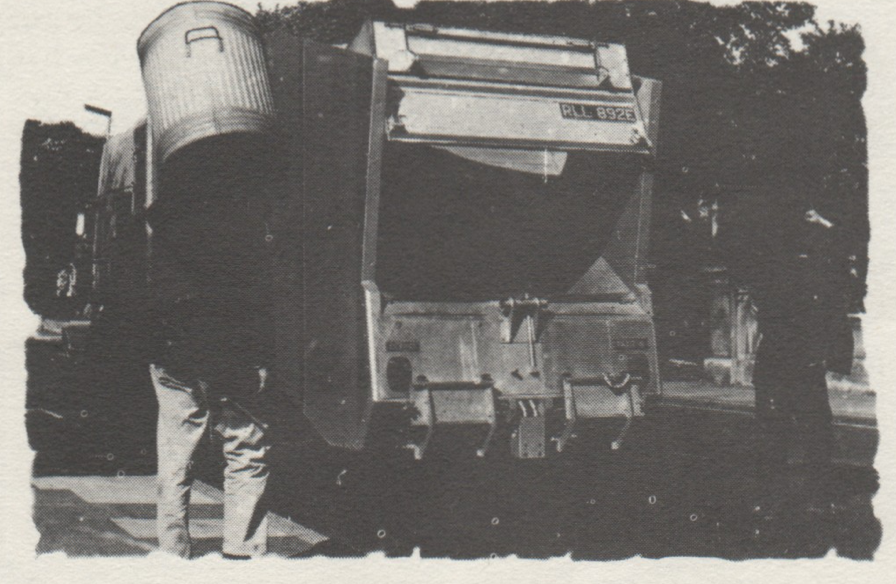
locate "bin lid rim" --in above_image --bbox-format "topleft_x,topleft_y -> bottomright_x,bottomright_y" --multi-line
137,1 -> 257,60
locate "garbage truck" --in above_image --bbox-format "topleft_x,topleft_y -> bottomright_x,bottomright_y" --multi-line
30,4 -> 662,464
279,21 -> 663,459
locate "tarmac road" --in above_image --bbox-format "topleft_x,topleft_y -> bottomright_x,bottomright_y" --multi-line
195,398 -> 880,560
31,387 -> 880,560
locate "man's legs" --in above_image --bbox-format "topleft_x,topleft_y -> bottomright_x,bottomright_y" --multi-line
752,346 -> 790,478
793,364 -> 835,504
215,396 -> 270,558
151,364 -> 209,558
751,342 -> 794,520
754,384 -> 790,471
794,364 -> 834,462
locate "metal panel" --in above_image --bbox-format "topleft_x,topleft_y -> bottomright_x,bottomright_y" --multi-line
633,78 -> 662,286
375,308 -> 548,400
92,123 -> 148,302
387,78 -> 648,151
511,415 -> 546,459
265,31 -> 304,410
375,305 -> 660,402
360,60 -> 390,402
602,78 -> 662,296
540,316 -> 614,391
634,76 -> 663,154
602,172 -> 651,293
301,41 -> 386,449
361,22 -> 633,90
96,131 -> 137,197
610,318 -> 660,394
350,22 -> 647,150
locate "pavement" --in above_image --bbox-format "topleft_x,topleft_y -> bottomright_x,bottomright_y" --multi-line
656,381 -> 878,468
31,475 -> 326,557
659,381 -> 877,426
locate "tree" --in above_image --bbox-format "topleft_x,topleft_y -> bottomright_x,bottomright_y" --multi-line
20,120 -> 104,318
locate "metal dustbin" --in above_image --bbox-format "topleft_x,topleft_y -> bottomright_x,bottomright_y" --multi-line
138,1 -> 275,162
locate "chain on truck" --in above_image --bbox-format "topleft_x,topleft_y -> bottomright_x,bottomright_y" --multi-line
72,3 -> 664,462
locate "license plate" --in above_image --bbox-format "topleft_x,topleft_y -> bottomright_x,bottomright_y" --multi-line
613,337 -> 649,350
386,340 -> 421,353
559,103 -> 637,123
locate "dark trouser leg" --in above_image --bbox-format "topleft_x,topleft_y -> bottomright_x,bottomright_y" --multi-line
795,365 -> 834,463
750,340 -> 796,520
751,380 -> 794,523
753,380 -> 790,475
793,364 -> 834,502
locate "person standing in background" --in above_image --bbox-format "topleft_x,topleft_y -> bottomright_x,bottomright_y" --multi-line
719,176 -> 854,520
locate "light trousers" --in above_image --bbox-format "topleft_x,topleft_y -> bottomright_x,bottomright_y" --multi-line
151,364 -> 270,558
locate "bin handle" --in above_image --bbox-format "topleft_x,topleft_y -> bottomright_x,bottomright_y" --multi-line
185,26 -> 223,57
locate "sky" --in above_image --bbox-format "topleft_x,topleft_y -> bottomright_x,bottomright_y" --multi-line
2,0 -> 275,136
0,0 -> 871,136
3,0 -> 896,576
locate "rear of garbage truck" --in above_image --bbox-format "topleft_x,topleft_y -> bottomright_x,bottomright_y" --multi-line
278,22 -> 663,460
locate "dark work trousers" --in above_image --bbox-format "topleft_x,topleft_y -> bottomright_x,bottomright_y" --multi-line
752,334 -> 834,498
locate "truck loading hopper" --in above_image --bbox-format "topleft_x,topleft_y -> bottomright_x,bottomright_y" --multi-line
270,22 -> 662,458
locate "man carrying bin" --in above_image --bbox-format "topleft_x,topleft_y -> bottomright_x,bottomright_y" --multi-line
145,134 -> 278,559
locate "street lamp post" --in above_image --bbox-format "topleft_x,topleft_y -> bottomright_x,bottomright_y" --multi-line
84,104 -> 113,137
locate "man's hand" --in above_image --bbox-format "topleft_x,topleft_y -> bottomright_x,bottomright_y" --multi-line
805,208 -> 834,229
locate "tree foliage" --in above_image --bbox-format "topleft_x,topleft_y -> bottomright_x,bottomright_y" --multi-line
20,120 -> 104,318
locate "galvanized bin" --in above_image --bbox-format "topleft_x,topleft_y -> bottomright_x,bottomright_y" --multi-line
138,1 -> 275,162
